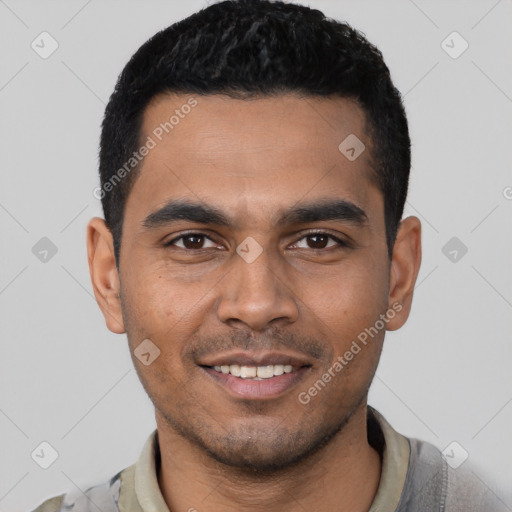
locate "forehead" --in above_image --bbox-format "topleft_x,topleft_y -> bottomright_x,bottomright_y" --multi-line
125,93 -> 380,228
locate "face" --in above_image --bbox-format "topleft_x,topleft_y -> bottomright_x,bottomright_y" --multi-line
88,93 -> 421,472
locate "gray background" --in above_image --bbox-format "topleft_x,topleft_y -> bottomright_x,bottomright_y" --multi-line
1,0 -> 511,510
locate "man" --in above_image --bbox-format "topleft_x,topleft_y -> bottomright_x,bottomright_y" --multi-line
30,1 -> 504,510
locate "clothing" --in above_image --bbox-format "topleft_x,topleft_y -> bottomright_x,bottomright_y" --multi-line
30,407 -> 506,511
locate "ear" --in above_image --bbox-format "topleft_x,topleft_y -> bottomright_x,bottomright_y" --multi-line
86,217 -> 125,334
386,216 -> 422,331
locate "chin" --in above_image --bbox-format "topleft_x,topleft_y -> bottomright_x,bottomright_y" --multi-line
184,419 -> 345,475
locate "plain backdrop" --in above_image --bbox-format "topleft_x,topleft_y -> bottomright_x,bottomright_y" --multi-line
1,0 -> 511,510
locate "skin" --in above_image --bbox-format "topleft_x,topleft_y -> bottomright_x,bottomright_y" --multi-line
87,93 -> 421,512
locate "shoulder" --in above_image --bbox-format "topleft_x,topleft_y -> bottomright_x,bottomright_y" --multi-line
444,461 -> 508,512
30,494 -> 65,512
28,467 -> 126,512
399,437 -> 507,512
28,430 -> 156,512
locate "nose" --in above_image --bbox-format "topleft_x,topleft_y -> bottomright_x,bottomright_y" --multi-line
216,244 -> 299,331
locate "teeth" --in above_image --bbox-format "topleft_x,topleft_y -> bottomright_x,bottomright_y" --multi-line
229,364 -> 241,377
211,364 -> 297,379
273,364 -> 284,376
257,365 -> 274,378
240,366 -> 257,378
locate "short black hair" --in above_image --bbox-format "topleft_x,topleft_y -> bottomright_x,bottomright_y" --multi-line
99,0 -> 410,265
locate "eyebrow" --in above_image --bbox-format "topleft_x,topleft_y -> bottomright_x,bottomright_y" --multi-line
141,197 -> 368,231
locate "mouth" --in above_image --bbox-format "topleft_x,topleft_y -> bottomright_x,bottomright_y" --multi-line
210,363 -> 298,379
198,352 -> 313,399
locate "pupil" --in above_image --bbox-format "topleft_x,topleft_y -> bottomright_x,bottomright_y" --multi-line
185,235 -> 203,249
309,234 -> 327,249
181,235 -> 330,250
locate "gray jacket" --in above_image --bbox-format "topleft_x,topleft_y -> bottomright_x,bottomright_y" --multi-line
31,408 -> 508,512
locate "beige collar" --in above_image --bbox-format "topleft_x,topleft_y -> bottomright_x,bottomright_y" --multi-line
122,407 -> 410,512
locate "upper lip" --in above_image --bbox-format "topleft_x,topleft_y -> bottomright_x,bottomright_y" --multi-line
197,351 -> 312,368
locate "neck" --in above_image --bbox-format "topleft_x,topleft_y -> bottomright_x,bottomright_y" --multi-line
156,403 -> 381,512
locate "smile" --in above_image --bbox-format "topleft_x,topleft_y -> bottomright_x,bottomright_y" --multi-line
211,364 -> 297,380
201,364 -> 311,399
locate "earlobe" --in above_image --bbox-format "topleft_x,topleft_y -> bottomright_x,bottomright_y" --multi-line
386,216 -> 422,331
86,217 -> 126,334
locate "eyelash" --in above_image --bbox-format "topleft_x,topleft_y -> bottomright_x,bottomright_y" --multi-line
164,230 -> 350,251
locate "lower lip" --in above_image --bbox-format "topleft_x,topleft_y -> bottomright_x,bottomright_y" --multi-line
201,366 -> 310,400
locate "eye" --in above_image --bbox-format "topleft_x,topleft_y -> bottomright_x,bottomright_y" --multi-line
292,232 -> 347,250
165,233 -> 219,250
164,231 -> 349,252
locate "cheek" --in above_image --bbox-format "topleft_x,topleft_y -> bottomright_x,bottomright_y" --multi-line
121,263 -> 218,391
123,263 -> 199,334
306,261 -> 389,340
121,272 -> 194,399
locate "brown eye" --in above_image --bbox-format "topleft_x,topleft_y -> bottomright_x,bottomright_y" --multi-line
306,234 -> 329,249
165,233 -> 218,250
181,234 -> 206,249
294,232 -> 346,250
